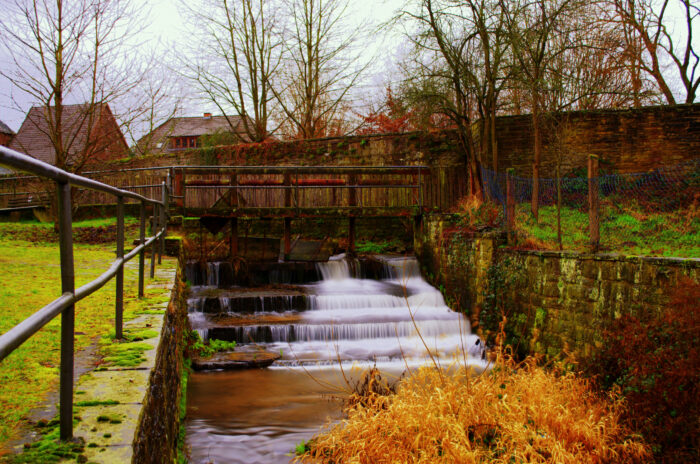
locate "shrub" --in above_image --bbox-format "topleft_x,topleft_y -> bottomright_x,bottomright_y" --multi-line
587,277 -> 700,462
297,358 -> 650,463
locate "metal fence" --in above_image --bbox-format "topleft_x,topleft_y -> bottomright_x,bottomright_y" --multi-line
0,146 -> 169,441
483,157 -> 700,255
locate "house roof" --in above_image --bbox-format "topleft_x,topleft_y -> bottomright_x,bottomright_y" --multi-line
0,120 -> 14,136
136,114 -> 252,154
9,103 -> 125,165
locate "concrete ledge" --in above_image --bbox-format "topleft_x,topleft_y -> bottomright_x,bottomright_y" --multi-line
72,262 -> 177,463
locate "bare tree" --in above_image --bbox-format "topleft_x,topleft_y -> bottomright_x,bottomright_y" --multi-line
0,0 -> 144,173
127,67 -> 184,156
273,0 -> 368,139
501,0 -> 581,219
397,0 -> 492,198
612,0 -> 699,104
464,0 -> 511,173
182,0 -> 282,142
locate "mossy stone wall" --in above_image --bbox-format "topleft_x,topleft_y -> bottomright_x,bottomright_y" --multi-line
415,214 -> 700,359
131,243 -> 189,463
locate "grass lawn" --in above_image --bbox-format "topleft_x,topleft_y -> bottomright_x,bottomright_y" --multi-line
0,227 -> 174,452
515,202 -> 700,257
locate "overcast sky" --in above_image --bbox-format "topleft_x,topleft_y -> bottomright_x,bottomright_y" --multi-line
1,0 -> 696,136
0,0 -> 406,134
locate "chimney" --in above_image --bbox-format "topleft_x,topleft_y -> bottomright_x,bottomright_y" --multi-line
203,112 -> 212,119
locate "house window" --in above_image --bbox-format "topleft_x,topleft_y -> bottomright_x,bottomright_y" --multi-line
171,136 -> 198,149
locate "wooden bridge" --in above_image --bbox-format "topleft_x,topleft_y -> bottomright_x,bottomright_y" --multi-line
0,164 -> 469,254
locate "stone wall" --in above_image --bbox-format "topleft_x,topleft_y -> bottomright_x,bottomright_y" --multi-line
108,131 -> 464,170
111,104 -> 700,179
415,215 -> 700,359
132,244 -> 189,463
488,103 -> 700,177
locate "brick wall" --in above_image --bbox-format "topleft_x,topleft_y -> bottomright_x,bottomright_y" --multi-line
489,103 -> 700,176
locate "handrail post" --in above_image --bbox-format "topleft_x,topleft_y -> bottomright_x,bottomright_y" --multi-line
138,200 -> 146,298
150,206 -> 157,279
588,155 -> 600,253
159,182 -> 167,264
115,196 -> 124,339
57,181 -> 75,441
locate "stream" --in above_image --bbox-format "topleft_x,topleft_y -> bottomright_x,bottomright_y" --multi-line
184,255 -> 487,463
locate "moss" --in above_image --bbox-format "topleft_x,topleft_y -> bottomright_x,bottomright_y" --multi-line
99,341 -> 153,367
74,400 -> 120,407
4,417 -> 85,463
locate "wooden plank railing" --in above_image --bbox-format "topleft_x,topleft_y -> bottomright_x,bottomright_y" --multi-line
0,164 -> 470,214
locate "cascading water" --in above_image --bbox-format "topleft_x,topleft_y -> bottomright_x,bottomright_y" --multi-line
185,255 -> 487,463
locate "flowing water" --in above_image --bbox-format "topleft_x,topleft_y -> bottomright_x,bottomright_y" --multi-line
185,255 -> 487,463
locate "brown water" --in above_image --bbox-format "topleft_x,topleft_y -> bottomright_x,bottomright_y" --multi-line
185,368 -> 347,464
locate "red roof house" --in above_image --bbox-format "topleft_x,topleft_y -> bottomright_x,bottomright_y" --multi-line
9,103 -> 128,168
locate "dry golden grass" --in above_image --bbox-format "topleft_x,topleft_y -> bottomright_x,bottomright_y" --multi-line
297,357 -> 651,464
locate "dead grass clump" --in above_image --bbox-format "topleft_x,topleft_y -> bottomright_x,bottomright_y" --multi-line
297,359 -> 651,463
451,195 -> 503,231
346,367 -> 398,410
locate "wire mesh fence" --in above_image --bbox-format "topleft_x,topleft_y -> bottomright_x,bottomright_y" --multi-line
482,158 -> 700,257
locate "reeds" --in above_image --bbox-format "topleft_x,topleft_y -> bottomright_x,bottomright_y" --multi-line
296,356 -> 651,464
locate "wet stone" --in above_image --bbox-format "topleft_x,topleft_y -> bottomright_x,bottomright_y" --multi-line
191,350 -> 281,371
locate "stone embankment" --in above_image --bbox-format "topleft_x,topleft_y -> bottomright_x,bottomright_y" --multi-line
415,214 -> 700,359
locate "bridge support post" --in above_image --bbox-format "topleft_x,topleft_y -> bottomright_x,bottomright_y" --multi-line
414,214 -> 423,235
348,216 -> 356,256
229,217 -> 238,257
284,217 -> 292,261
173,168 -> 183,208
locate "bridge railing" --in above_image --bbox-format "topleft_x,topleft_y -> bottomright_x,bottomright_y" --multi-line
0,164 -> 470,213
0,146 -> 169,441
172,165 -> 429,213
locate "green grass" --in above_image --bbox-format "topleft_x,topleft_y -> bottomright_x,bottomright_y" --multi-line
515,203 -> 700,257
355,239 -> 404,254
0,225 -> 175,451
8,216 -> 139,228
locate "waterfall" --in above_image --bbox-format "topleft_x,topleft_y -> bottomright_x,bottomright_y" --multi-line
186,254 -> 486,368
315,253 -> 358,280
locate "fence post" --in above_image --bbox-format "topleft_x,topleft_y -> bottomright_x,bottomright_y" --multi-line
138,200 -> 146,298
506,168 -> 515,245
57,181 -> 75,441
588,155 -> 600,253
115,196 -> 124,339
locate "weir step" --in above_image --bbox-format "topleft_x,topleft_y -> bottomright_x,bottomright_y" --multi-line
189,294 -> 307,314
